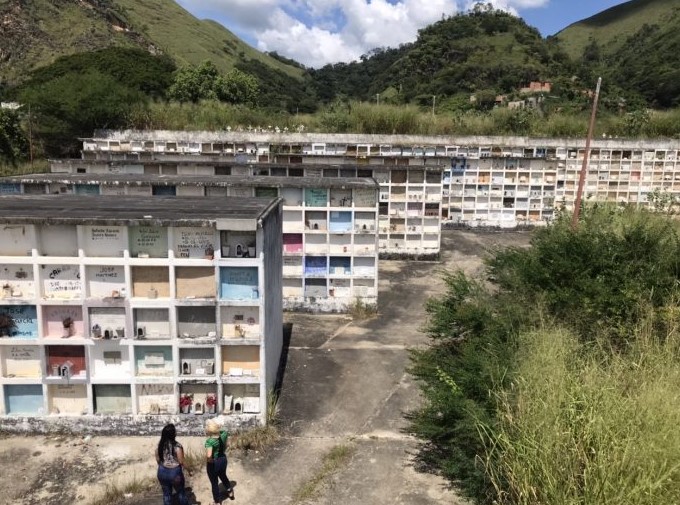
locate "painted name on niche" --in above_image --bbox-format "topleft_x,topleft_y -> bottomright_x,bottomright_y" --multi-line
90,227 -> 121,240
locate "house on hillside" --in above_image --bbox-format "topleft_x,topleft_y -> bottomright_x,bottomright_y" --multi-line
519,81 -> 552,94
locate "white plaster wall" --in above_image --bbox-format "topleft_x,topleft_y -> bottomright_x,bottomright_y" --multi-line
39,226 -> 77,256
0,224 -> 36,256
127,185 -> 151,195
2,345 -> 41,377
262,205 -> 283,395
100,185 -> 127,196
91,343 -> 131,379
86,265 -> 126,297
81,226 -> 127,257
176,186 -> 204,196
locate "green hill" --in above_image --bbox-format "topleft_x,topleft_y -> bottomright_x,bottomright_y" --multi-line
554,0 -> 680,59
309,9 -> 571,105
0,0 -> 303,85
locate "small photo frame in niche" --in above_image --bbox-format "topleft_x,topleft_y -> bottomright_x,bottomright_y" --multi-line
103,351 -> 122,365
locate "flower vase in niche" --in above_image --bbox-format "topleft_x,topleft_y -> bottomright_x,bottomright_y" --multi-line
2,284 -> 10,298
91,324 -> 102,339
148,287 -> 158,299
179,394 -> 193,414
206,394 -> 217,414
247,244 -> 256,258
62,317 -> 74,338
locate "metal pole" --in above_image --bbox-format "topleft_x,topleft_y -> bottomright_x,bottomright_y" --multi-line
571,77 -> 602,230
432,95 -> 436,116
376,94 -> 380,106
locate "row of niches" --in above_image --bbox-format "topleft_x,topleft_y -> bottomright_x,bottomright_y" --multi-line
1,224 -> 257,260
0,266 -> 260,302
0,305 -> 261,340
0,344 -> 259,381
277,188 -> 377,208
3,383 -> 260,416
283,278 -> 377,299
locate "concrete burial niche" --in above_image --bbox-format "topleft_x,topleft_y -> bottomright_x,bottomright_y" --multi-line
135,346 -> 173,377
86,265 -> 126,298
90,343 -> 130,380
42,305 -> 83,339
221,346 -> 260,377
136,383 -> 175,415
219,268 -> 259,300
93,384 -> 132,414
48,384 -> 87,415
0,305 -> 38,339
222,384 -> 260,414
220,306 -> 259,339
81,226 -> 127,257
179,383 -> 217,415
38,225 -> 78,257
0,224 -> 36,256
175,267 -> 216,299
128,226 -> 168,258
41,264 -> 82,300
134,308 -> 171,340
177,306 -> 216,338
178,348 -> 215,376
0,265 -> 35,299
172,227 -> 216,259
45,345 -> 86,378
1,345 -> 41,378
88,307 -> 126,340
131,266 -> 170,298
4,384 -> 44,415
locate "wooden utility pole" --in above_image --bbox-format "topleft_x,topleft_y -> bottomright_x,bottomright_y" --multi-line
571,77 -> 602,229
28,103 -> 34,167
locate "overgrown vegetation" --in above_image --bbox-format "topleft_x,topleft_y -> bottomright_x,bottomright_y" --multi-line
410,205 -> 680,504
231,392 -> 281,452
88,476 -> 156,505
291,444 -> 355,504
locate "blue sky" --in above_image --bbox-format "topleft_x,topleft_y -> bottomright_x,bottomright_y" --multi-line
176,0 -> 629,68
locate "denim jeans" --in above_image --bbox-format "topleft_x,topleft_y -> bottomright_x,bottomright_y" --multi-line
206,455 -> 232,502
157,464 -> 188,505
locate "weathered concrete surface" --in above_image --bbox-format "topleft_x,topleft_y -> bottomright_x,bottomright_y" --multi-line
0,229 -> 532,505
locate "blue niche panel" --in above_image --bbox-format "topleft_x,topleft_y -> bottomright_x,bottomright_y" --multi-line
220,267 -> 259,300
329,212 -> 352,233
4,384 -> 44,415
304,257 -> 327,277
75,184 -> 100,195
0,183 -> 21,194
0,305 -> 38,339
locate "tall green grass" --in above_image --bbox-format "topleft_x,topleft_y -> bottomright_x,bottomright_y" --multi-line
483,320 -> 680,505
123,100 -> 680,139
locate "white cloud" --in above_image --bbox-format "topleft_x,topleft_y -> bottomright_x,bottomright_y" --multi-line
178,0 -> 551,68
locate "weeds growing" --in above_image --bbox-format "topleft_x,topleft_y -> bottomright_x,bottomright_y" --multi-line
291,444 -> 355,504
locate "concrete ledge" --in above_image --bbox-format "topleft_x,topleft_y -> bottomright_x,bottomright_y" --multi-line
0,413 -> 261,436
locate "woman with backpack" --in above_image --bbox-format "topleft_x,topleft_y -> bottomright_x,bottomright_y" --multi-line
205,418 -> 235,504
155,423 -> 189,505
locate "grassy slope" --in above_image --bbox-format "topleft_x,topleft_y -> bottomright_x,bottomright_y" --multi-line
115,0 -> 303,78
0,0 -> 135,82
0,0 -> 302,84
555,0 -> 680,59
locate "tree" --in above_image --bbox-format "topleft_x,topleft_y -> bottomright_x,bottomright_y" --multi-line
20,70 -> 143,157
0,108 -> 28,165
217,69 -> 259,106
168,61 -> 259,105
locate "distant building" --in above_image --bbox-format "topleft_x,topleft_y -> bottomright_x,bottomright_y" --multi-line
519,81 -> 551,94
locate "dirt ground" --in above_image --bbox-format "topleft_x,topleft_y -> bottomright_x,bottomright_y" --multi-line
0,229 -> 532,505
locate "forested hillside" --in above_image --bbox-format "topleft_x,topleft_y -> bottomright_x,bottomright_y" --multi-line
309,8 -> 572,108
